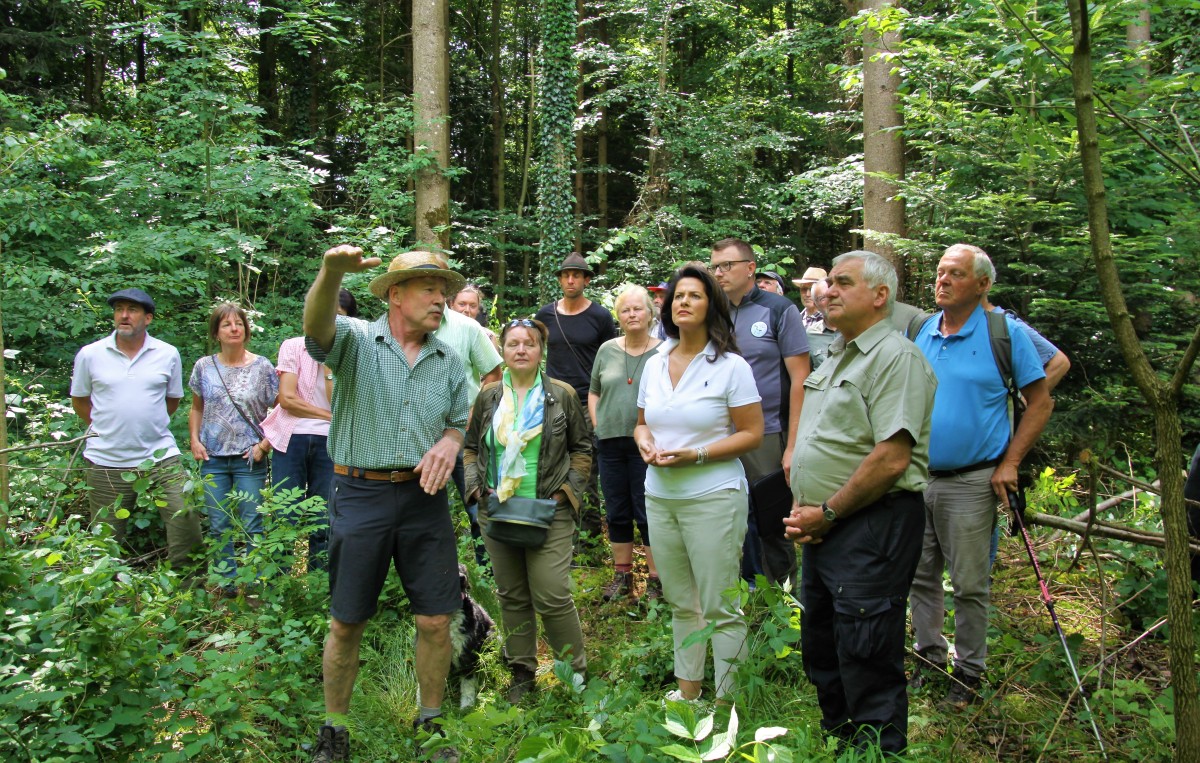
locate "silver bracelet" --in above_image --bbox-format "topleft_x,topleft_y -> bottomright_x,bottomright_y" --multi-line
695,446 -> 708,465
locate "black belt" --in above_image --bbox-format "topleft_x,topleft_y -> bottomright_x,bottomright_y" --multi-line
928,458 -> 1000,479
334,464 -> 419,483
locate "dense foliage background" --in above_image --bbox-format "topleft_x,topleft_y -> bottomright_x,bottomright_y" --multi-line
1,0 -> 1198,759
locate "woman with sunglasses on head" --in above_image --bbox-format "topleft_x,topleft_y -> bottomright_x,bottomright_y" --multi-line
189,302 -> 279,596
463,318 -> 592,703
634,263 -> 764,703
588,284 -> 663,602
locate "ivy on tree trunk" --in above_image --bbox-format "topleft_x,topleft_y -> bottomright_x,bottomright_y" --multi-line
537,0 -> 578,291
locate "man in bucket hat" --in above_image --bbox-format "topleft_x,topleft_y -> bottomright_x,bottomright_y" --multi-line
534,253 -> 616,550
71,287 -> 203,574
303,246 -> 469,763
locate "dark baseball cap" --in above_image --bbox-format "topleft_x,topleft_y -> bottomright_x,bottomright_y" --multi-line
106,287 -> 156,314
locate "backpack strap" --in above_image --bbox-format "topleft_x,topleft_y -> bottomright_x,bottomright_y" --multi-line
908,312 -> 935,341
984,309 -> 1024,434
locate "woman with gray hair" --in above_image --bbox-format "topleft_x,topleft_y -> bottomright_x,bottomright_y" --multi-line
588,285 -> 663,601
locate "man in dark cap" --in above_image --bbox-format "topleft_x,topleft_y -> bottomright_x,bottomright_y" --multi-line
755,271 -> 787,295
534,253 -> 617,547
70,287 -> 202,572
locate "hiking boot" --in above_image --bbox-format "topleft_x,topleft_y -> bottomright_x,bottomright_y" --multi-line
602,571 -> 634,601
413,717 -> 460,763
309,724 -> 349,762
907,658 -> 948,690
943,672 -> 982,709
507,665 -> 537,704
643,576 -> 663,602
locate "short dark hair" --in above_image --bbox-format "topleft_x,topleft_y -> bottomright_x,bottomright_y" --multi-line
660,262 -> 740,360
711,237 -> 755,263
208,302 -> 250,342
338,288 -> 359,318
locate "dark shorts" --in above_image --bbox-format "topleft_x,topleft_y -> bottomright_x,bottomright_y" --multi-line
327,473 -> 461,623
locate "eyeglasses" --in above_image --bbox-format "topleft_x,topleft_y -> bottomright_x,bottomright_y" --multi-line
506,318 -> 536,328
707,260 -> 751,274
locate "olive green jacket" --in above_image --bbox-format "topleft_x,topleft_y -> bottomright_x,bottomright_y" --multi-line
463,373 -> 592,511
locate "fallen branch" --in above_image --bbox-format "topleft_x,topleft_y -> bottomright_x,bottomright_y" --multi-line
1028,511 -> 1200,555
1070,485 -> 1155,522
0,433 -> 95,456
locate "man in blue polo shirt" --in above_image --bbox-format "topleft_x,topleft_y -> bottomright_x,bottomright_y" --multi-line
908,243 -> 1052,708
710,238 -> 810,587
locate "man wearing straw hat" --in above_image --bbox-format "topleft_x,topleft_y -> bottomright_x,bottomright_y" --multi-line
303,245 -> 468,762
792,266 -> 829,330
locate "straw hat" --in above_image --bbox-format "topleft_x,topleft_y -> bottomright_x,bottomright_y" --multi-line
368,251 -> 467,301
791,266 -> 828,286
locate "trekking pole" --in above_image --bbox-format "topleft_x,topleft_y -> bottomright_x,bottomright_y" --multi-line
1009,491 -> 1108,760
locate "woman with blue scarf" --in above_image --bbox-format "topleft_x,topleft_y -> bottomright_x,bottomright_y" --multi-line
464,318 -> 592,704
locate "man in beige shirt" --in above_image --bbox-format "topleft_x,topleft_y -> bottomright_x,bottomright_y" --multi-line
784,250 -> 937,754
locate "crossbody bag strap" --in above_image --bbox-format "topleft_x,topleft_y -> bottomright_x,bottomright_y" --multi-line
552,304 -> 590,380
212,355 -> 267,442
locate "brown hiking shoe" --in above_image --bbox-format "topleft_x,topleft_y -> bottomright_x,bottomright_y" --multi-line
602,571 -> 634,601
643,576 -> 663,602
943,672 -> 982,709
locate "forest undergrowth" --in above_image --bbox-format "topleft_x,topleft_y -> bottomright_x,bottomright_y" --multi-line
0,464 -> 1186,762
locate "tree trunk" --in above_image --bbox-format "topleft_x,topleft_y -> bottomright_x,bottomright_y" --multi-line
489,0 -> 507,289
0,241 -> 8,548
861,0 -> 906,279
1126,1 -> 1151,82
536,0 -> 579,273
573,0 -> 587,254
256,6 -> 280,138
413,0 -> 452,250
596,16 -> 609,231
629,0 -> 676,223
1066,0 -> 1200,757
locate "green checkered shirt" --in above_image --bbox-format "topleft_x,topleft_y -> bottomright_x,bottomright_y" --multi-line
306,314 -> 470,470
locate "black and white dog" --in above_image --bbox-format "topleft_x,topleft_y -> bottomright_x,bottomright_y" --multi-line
449,564 -> 496,708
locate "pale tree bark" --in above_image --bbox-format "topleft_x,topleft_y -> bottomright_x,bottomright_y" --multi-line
861,0 -> 906,281
1066,0 -> 1200,758
489,0 -> 507,290
413,0 -> 452,250
1126,0 -> 1151,82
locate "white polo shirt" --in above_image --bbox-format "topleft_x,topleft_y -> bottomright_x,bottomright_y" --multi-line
638,340 -> 761,499
71,332 -> 184,467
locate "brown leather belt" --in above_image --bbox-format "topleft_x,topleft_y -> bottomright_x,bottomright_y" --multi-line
334,464 -> 419,483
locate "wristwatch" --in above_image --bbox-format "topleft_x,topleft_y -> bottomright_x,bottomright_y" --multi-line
821,501 -> 838,524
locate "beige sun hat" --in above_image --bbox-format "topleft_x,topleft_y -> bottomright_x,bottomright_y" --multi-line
368,250 -> 467,301
791,266 -> 828,286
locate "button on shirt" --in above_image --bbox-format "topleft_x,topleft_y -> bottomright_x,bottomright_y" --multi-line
306,314 -> 470,470
790,319 -> 937,506
638,340 -> 761,499
70,332 -> 184,468
914,305 -> 1045,472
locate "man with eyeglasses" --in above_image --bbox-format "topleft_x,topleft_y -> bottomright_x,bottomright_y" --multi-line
709,238 -> 811,588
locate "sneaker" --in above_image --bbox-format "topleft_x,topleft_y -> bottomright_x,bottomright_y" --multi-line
664,688 -> 704,704
907,658 -> 948,690
507,665 -> 537,704
943,672 -> 982,709
602,571 -> 634,601
309,724 -> 349,762
413,717 -> 460,763
643,576 -> 663,602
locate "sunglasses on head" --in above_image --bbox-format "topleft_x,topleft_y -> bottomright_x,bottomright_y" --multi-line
507,318 -> 536,328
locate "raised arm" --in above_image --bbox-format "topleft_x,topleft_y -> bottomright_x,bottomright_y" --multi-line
304,245 -> 382,351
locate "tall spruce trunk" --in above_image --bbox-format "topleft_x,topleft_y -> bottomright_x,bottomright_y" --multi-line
413,0 -> 452,250
1066,0 -> 1200,757
861,0 -> 906,282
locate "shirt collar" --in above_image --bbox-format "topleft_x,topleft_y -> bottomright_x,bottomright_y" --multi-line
844,318 -> 894,354
928,304 -> 985,338
656,338 -> 719,360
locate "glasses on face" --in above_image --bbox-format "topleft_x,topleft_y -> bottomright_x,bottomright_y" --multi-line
707,260 -> 751,274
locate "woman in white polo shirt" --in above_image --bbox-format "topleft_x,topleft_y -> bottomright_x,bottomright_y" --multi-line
634,262 -> 764,703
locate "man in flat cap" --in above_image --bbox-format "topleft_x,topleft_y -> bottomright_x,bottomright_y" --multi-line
71,287 -> 203,573
534,253 -> 616,548
303,246 -> 468,763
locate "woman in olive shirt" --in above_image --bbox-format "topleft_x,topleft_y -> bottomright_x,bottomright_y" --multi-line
589,285 -> 662,601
